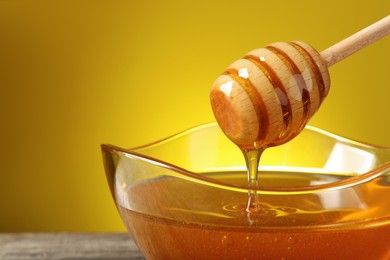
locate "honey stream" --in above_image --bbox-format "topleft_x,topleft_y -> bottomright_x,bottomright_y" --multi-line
242,149 -> 263,217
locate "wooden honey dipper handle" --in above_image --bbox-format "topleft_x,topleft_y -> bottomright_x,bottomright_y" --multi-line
321,15 -> 390,66
210,16 -> 390,150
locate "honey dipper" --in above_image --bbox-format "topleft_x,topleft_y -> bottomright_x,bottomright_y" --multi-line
210,15 -> 390,150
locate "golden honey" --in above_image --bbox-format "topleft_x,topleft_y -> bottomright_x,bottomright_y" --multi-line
116,171 -> 390,260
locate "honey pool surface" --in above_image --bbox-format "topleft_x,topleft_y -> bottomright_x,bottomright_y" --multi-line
117,171 -> 390,259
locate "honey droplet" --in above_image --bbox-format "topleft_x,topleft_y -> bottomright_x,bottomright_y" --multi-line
245,235 -> 253,241
288,236 -> 296,244
221,235 -> 233,246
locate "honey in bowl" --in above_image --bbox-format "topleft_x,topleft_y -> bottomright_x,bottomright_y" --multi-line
118,171 -> 390,260
102,124 -> 390,259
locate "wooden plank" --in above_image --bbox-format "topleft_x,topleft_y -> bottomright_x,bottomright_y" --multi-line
0,233 -> 145,260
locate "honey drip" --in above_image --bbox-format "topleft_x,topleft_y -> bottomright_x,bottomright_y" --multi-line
242,148 -> 263,218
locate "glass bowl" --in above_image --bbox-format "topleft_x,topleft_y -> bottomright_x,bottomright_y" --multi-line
102,123 -> 390,259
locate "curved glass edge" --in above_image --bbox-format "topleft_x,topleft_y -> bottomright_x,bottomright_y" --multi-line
123,123 -> 390,173
101,123 -> 390,195
125,123 -> 390,152
101,147 -> 390,196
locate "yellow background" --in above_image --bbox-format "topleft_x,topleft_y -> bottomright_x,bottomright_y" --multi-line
0,1 -> 389,232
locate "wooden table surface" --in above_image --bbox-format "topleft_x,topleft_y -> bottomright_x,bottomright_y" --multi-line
0,233 -> 145,260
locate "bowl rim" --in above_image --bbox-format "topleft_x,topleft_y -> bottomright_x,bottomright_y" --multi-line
121,122 -> 390,151
101,123 -> 390,195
